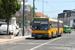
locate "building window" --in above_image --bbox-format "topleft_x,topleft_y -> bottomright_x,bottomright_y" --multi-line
73,19 -> 75,22
67,13 -> 71,17
71,13 -> 75,16
58,13 -> 65,18
25,6 -> 27,9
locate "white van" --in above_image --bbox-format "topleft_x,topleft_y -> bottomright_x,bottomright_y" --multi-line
0,24 -> 20,36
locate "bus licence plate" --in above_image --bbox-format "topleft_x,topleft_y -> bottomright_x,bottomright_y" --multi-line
38,35 -> 42,37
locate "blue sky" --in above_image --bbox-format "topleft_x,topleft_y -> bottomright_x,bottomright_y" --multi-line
28,0 -> 75,18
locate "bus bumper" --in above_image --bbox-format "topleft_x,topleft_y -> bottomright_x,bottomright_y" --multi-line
32,33 -> 51,38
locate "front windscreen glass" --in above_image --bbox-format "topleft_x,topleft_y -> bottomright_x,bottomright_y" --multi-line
32,18 -> 49,30
64,27 -> 71,29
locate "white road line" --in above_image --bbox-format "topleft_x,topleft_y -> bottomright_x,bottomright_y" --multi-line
30,37 -> 62,50
11,43 -> 41,45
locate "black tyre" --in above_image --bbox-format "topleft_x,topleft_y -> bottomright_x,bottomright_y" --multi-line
69,32 -> 71,34
16,32 -> 19,36
9,32 -> 13,35
59,32 -> 62,37
35,37 -> 38,39
56,32 -> 58,37
51,32 -> 53,38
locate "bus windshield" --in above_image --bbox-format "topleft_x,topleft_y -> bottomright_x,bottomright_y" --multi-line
66,27 -> 71,29
64,27 -> 71,29
32,18 -> 49,30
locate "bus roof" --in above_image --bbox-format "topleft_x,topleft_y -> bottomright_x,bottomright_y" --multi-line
49,18 -> 63,23
33,17 -> 63,23
33,17 -> 48,19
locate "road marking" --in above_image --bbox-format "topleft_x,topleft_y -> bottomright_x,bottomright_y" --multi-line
30,37 -> 62,50
49,47 -> 72,50
47,44 -> 71,46
11,43 -> 41,45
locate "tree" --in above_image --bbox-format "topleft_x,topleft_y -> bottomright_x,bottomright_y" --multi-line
29,6 -> 36,25
0,0 -> 21,34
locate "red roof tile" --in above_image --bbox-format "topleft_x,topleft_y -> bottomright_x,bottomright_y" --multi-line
36,12 -> 49,17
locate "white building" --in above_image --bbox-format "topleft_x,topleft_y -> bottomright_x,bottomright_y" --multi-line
19,0 -> 30,13
15,0 -> 30,16
15,0 -> 31,28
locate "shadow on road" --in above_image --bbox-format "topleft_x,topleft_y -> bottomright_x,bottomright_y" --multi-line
25,37 -> 57,40
63,33 -> 71,34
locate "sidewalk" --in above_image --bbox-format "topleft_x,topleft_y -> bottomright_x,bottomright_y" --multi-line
0,35 -> 31,45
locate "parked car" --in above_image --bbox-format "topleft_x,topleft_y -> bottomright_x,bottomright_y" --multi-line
0,24 -> 20,36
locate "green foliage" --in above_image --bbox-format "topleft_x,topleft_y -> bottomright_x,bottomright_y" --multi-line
30,6 -> 33,13
30,6 -> 36,17
0,0 -> 21,34
0,0 -> 21,22
30,6 -> 37,25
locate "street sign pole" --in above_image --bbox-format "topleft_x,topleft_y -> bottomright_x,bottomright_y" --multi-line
23,0 -> 25,36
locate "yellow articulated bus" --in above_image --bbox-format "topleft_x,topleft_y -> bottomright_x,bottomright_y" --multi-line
31,17 -> 63,38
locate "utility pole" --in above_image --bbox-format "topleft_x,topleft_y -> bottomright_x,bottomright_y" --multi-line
42,0 -> 44,15
69,14 -> 70,26
23,0 -> 25,36
42,0 -> 48,16
33,0 -> 35,17
64,12 -> 67,25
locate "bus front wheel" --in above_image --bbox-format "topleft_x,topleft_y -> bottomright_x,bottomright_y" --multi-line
69,32 -> 71,34
35,37 -> 38,39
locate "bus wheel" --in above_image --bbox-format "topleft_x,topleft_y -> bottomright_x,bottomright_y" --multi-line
51,32 -> 53,38
16,32 -> 19,36
59,32 -> 62,37
35,37 -> 38,39
65,31 -> 66,33
69,32 -> 71,34
56,32 -> 58,37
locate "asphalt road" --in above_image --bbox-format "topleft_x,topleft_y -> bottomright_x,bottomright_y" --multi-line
0,30 -> 75,50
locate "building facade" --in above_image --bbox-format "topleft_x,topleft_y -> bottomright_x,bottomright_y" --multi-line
15,0 -> 30,16
58,10 -> 75,28
16,0 -> 31,28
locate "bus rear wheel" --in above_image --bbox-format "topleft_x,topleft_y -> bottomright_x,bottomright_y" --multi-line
51,32 -> 53,38
59,32 -> 62,37
56,32 -> 58,37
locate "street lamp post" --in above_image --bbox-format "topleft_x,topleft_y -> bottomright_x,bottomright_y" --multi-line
33,0 -> 35,17
23,0 -> 25,36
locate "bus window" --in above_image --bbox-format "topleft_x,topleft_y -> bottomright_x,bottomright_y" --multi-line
59,23 -> 63,28
50,21 -> 58,28
66,27 -> 71,29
